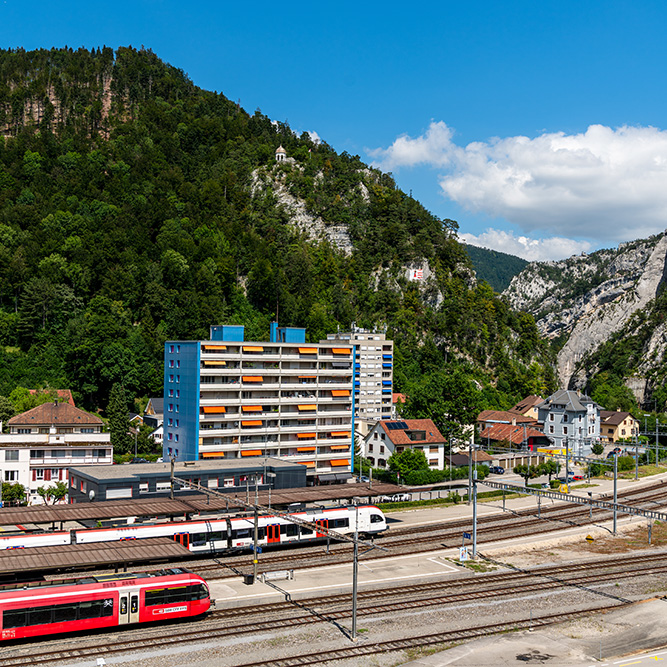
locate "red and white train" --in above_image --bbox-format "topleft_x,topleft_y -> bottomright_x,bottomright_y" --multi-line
0,568 -> 210,641
0,504 -> 387,554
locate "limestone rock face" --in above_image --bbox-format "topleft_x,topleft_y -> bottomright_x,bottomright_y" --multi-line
250,165 -> 353,255
503,232 -> 667,398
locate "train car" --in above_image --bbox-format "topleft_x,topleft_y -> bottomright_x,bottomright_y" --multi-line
1,505 -> 387,555
0,568 -> 210,641
0,531 -> 70,550
74,504 -> 387,552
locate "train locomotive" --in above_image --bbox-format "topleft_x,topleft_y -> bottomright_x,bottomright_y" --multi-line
0,568 -> 210,641
0,504 -> 387,554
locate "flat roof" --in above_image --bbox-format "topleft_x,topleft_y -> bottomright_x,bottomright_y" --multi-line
0,538 -> 190,575
72,456 -> 304,482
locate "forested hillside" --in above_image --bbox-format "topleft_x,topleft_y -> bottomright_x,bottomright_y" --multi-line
0,46 -> 556,421
463,244 -> 528,292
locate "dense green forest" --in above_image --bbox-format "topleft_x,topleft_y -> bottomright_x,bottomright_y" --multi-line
463,244 -> 528,292
0,46 -> 556,423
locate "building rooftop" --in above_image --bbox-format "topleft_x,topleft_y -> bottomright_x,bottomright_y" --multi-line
28,389 -> 75,406
600,410 -> 636,426
510,395 -> 543,414
379,419 -> 444,445
537,389 -> 600,413
72,456 -> 304,481
477,409 -> 537,425
8,402 -> 103,426
480,423 -> 547,445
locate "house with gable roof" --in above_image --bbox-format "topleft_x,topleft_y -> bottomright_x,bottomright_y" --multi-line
362,419 -> 447,470
537,390 -> 601,455
0,401 -> 112,504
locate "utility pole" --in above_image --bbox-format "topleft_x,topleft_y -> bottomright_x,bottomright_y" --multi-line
472,469 -> 478,558
352,505 -> 359,640
565,438 -> 569,487
468,439 -> 473,505
252,474 -> 259,583
613,453 -> 618,536
656,420 -> 660,466
170,455 -> 175,500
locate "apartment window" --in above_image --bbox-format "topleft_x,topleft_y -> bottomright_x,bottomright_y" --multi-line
17,428 -> 31,434
4,471 -> 17,482
176,375 -> 180,383
176,390 -> 180,398
549,414 -> 554,421
176,360 -> 181,368
169,389 -> 174,397
169,360 -> 174,368
563,426 -> 568,435
30,450 -> 44,459
168,418 -> 173,427
81,428 -> 94,433
168,404 -> 174,412
549,425 -> 554,434
169,375 -> 174,383
177,345 -> 181,353
35,469 -> 44,480
94,449 -> 108,458
563,414 -> 568,423
5,450 -> 19,462
175,404 -> 179,413
175,419 -> 179,428
380,445 -> 385,453
224,477 -> 235,488
175,434 -> 179,442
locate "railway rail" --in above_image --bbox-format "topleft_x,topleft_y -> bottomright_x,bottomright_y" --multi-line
2,551 -> 666,667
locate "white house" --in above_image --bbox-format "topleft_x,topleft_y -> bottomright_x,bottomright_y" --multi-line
0,401 -> 112,504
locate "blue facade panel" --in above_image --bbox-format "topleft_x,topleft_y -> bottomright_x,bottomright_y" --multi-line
210,325 -> 245,342
163,341 -> 200,462
382,363 -> 392,368
382,354 -> 393,359
281,327 -> 306,343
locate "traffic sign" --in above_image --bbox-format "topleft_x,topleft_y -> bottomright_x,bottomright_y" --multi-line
459,547 -> 469,562
586,535 -> 594,543
463,532 -> 472,540
559,483 -> 570,494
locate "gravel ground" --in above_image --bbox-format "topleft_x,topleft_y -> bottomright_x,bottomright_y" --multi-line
57,565 -> 667,667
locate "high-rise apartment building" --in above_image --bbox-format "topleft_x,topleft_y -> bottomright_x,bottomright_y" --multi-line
163,324 -> 354,480
323,329 -> 393,429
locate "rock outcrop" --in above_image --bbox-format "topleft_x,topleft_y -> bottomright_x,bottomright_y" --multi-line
503,232 -> 667,399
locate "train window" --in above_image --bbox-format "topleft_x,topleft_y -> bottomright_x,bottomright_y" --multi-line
79,599 -> 114,619
300,526 -> 313,536
370,514 -> 384,523
284,524 -> 298,537
145,584 -> 206,606
3,609 -> 27,628
208,531 -> 225,541
29,607 -> 53,626
120,597 -> 128,615
233,528 -> 252,539
131,596 -> 138,614
53,603 -> 78,623
331,518 -> 349,528
191,533 -> 208,546
257,528 -> 265,540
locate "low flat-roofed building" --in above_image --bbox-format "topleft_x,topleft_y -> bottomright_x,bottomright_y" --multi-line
68,457 -> 306,503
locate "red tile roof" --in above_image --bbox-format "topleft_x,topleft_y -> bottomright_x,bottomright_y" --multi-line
477,410 -> 537,425
379,419 -> 445,445
480,423 -> 545,445
600,410 -> 637,426
392,393 -> 408,405
511,395 -> 543,414
9,402 -> 103,426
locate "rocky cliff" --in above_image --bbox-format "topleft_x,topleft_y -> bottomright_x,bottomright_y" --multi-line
503,232 -> 667,403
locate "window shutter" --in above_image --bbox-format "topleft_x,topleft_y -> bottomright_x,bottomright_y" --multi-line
32,470 -> 36,481
45,469 -> 51,481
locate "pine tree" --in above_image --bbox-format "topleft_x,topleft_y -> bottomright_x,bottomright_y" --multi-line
108,383 -> 132,455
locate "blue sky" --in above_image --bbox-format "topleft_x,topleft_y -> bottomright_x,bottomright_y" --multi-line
3,1 -> 667,260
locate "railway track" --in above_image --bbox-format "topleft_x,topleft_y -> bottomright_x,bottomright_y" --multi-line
188,481 -> 667,577
2,551 -> 666,667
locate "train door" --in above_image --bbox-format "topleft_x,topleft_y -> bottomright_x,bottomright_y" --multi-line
118,588 -> 141,625
315,519 -> 328,537
266,524 -> 281,544
174,532 -> 190,549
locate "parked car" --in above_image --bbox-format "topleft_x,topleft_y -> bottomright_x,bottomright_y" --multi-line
129,457 -> 148,464
606,451 -> 618,459
358,476 -> 370,483
489,466 -> 505,474
572,475 -> 584,481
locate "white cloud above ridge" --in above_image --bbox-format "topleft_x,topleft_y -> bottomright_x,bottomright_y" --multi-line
369,121 -> 667,246
459,229 -> 593,262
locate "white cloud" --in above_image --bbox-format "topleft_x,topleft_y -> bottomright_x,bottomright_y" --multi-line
307,130 -> 322,145
370,122 -> 667,244
459,229 -> 592,262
